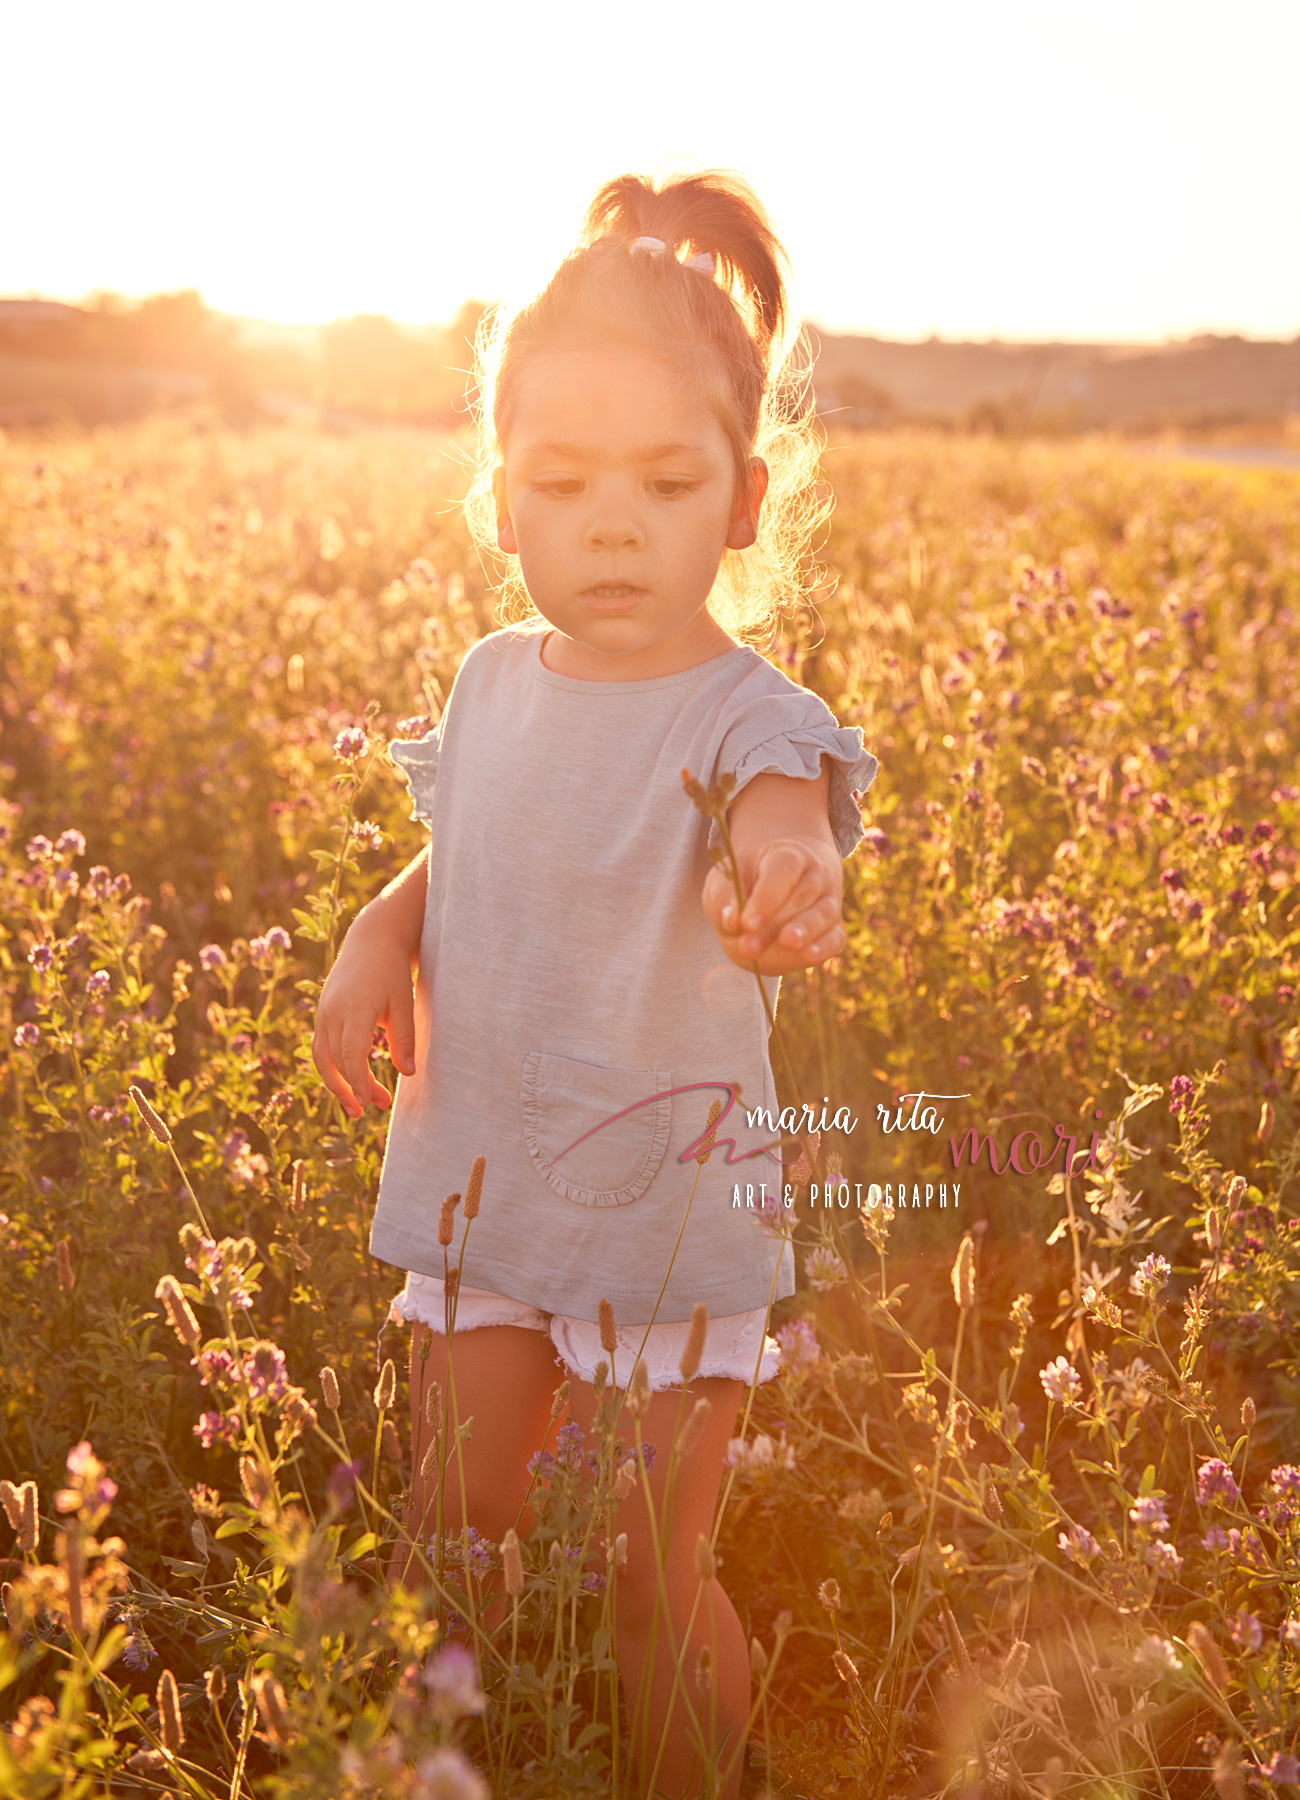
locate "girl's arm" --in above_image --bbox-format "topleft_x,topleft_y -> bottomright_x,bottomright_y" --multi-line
311,846 -> 429,1117
700,758 -> 846,977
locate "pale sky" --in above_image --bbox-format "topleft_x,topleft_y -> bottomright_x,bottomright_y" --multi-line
5,0 -> 1298,342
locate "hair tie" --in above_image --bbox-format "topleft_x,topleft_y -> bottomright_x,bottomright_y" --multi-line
629,235 -> 667,257
683,250 -> 715,276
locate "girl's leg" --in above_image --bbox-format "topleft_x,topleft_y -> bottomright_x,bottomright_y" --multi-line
568,1374 -> 749,1800
389,1320 -> 564,1596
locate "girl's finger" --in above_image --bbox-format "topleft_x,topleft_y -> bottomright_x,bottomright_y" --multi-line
778,895 -> 842,949
339,1023 -> 374,1117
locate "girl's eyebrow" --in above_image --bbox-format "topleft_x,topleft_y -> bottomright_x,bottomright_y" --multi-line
519,440 -> 709,463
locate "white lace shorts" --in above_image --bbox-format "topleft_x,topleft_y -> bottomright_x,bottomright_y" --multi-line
390,1271 -> 781,1393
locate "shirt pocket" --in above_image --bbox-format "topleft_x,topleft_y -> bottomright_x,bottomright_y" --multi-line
521,1050 -> 672,1208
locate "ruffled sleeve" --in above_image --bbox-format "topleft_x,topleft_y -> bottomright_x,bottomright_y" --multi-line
389,727 -> 441,829
708,695 -> 879,862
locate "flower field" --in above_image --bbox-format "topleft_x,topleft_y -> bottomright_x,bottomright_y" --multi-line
1,418 -> 1298,1797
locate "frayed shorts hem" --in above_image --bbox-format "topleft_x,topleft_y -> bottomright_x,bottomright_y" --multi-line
390,1271 -> 781,1392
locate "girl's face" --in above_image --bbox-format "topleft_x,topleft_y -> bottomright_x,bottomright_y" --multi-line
494,343 -> 768,678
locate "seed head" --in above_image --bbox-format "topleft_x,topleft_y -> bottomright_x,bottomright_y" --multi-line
613,1459 -> 638,1501
694,1100 -> 722,1166
419,1437 -> 440,1483
374,1359 -> 396,1411
819,1577 -> 840,1613
749,1635 -> 768,1676
550,1379 -> 570,1421
2,1581 -> 19,1631
205,1666 -> 226,1704
694,1645 -> 713,1693
462,1155 -> 485,1219
950,1233 -> 976,1309
319,1366 -> 340,1410
613,1531 -> 628,1568
1206,1208 -> 1221,1251
598,1298 -> 618,1355
695,1533 -> 716,1582
239,1458 -> 272,1510
424,1377 -> 443,1433
1186,1619 -> 1230,1691
625,1357 -> 651,1419
443,1267 -> 460,1304
1212,1738 -> 1246,1800
1257,1100 -> 1275,1143
833,1649 -> 860,1684
157,1668 -> 184,1751
56,1238 -> 75,1293
941,1598 -> 971,1673
677,1397 -> 712,1460
679,1304 -> 709,1384
155,1275 -> 202,1350
129,1084 -> 171,1145
984,1476 -> 1003,1522
437,1193 -> 460,1247
502,1528 -> 523,1596
381,1420 -> 403,1463
251,1670 -> 291,1743
0,1481 -> 21,1531
18,1483 -> 38,1554
1241,1397 -> 1256,1428
548,1539 -> 563,1572
290,1161 -> 307,1213
1000,1639 -> 1030,1685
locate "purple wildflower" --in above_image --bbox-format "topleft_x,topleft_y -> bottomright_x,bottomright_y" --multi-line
199,943 -> 228,971
1058,1524 -> 1100,1565
191,1347 -> 238,1388
14,1023 -> 40,1048
395,714 -> 432,739
1270,1465 -> 1300,1497
776,1318 -> 821,1374
1168,1075 -> 1195,1115
193,1411 -> 239,1450
25,835 -> 53,861
351,819 -> 385,851
28,943 -> 55,972
85,970 -> 110,998
333,727 -> 369,762
54,829 -> 86,857
422,1642 -> 487,1722
1258,1753 -> 1300,1785
1129,1495 -> 1170,1533
861,827 -> 893,855
1197,1458 -> 1241,1505
1039,1356 -> 1082,1404
1131,1254 -> 1171,1300
553,1421 -> 585,1470
327,1458 -> 363,1507
242,1340 -> 288,1401
1229,1607 -> 1263,1651
122,1632 -> 156,1671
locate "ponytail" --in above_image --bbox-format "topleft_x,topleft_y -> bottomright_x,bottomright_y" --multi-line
463,167 -> 829,643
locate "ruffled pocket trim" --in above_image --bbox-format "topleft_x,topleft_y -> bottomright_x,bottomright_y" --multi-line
707,724 -> 879,860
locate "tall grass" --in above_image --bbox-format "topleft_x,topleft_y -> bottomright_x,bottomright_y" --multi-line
1,420 -> 1297,1796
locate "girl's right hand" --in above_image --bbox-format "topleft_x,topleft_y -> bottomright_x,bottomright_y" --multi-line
312,930 -> 418,1119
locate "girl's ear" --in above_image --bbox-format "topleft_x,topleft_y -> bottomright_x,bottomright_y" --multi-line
493,466 -> 518,554
725,457 -> 770,551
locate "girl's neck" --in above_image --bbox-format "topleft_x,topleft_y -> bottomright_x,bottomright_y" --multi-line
537,611 -> 741,683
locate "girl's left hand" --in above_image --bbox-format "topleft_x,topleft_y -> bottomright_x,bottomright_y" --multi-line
702,835 -> 846,975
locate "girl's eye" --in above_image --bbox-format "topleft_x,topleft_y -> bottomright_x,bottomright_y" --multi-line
535,480 -> 582,497
649,480 -> 698,499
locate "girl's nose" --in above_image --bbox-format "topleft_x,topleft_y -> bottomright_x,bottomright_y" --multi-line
583,493 -> 644,553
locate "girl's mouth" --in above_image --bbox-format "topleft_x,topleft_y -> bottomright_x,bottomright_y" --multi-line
580,586 -> 645,612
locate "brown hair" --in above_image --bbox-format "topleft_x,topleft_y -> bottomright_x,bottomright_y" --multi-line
461,168 -> 829,643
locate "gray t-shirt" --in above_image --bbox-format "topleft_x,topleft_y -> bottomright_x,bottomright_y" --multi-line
370,623 -> 878,1323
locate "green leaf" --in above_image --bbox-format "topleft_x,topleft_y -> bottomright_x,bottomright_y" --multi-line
344,1532 -> 378,1562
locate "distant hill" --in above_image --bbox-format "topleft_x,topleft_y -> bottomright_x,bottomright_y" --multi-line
808,327 -> 1300,431
2,293 -> 1298,432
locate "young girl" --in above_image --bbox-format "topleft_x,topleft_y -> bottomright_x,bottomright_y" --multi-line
313,169 -> 877,1796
